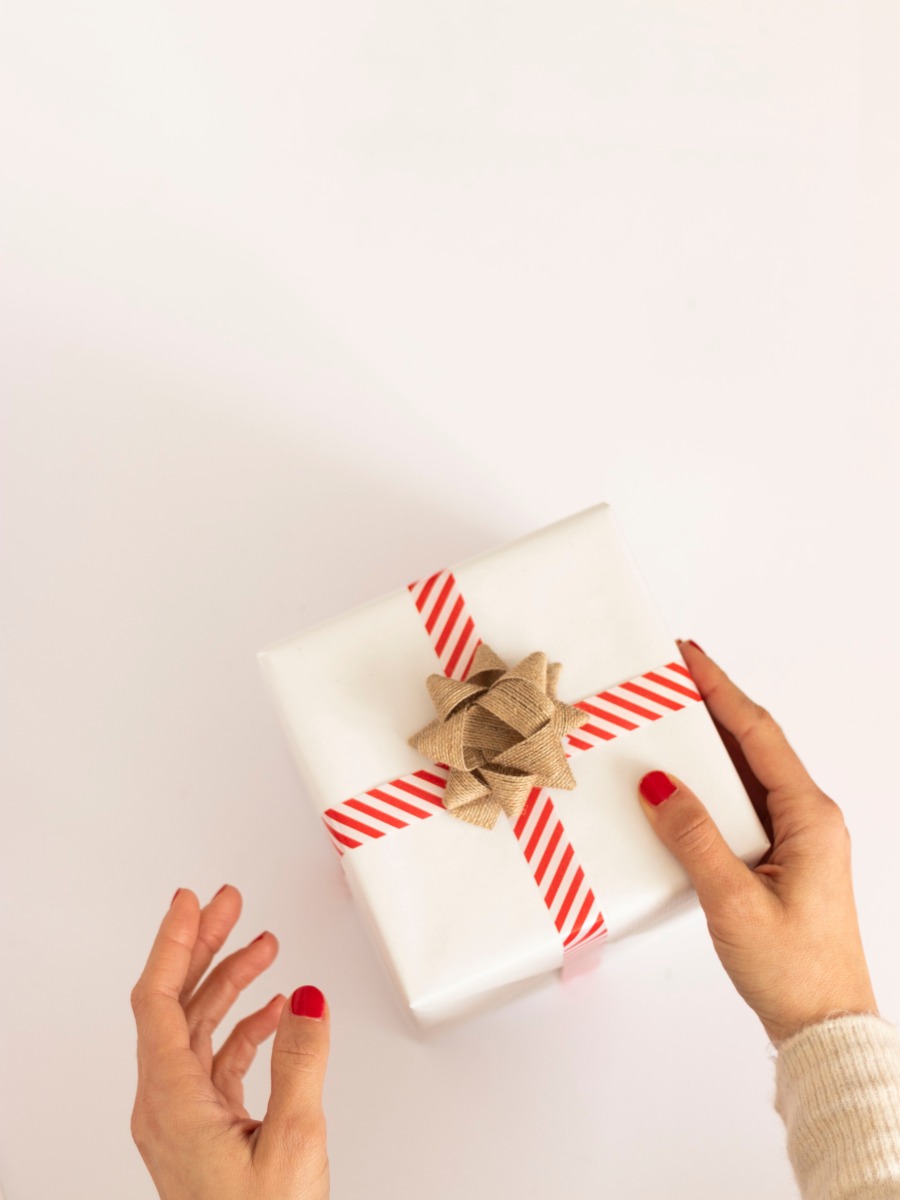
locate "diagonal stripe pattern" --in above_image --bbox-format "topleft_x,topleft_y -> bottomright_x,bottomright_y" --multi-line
320,569 -> 701,959
512,787 -> 608,952
408,569 -> 483,681
322,766 -> 449,855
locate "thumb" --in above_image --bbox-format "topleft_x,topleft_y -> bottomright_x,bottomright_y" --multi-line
637,770 -> 750,913
257,985 -> 330,1162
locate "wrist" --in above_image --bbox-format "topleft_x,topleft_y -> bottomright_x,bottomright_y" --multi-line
765,997 -> 879,1047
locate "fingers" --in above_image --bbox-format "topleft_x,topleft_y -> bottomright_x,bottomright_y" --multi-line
678,640 -> 823,831
637,769 -> 754,913
131,889 -> 201,1067
179,884 -> 243,1002
211,994 -> 284,1111
255,986 -> 330,1172
185,931 -> 280,1075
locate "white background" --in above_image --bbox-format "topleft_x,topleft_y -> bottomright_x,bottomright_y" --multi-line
2,3 -> 899,1197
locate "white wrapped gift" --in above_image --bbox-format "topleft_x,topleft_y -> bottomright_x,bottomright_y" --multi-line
258,502 -> 770,1028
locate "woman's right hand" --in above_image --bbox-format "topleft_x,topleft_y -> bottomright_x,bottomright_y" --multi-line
636,639 -> 879,1045
130,886 -> 331,1200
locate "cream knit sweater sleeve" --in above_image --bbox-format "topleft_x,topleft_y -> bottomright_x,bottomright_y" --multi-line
773,1013 -> 900,1199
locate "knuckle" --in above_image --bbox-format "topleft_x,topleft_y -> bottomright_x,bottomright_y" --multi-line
212,1060 -> 245,1092
308,1112 -> 328,1148
713,873 -> 761,921
221,1061 -> 244,1083
752,701 -> 779,731
235,1019 -> 263,1050
228,960 -> 262,991
188,1012 -> 216,1040
225,1018 -> 252,1047
819,794 -> 851,843
279,1110 -> 327,1152
130,1099 -> 156,1149
818,790 -> 844,819
670,810 -> 718,859
195,929 -> 221,956
273,1044 -> 322,1075
131,1087 -> 175,1146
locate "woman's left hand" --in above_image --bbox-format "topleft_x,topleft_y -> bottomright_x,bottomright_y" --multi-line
130,886 -> 330,1200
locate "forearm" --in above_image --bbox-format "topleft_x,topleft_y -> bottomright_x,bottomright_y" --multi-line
773,1013 -> 900,1200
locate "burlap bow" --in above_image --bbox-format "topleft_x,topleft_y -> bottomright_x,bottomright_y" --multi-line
407,643 -> 593,829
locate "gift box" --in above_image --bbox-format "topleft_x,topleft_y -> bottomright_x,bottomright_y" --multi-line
258,502 -> 770,1028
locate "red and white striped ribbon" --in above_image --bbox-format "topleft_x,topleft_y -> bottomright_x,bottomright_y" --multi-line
408,568 -> 483,681
321,569 -> 701,957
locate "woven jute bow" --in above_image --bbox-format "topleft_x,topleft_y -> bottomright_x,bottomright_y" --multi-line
407,643 -> 593,829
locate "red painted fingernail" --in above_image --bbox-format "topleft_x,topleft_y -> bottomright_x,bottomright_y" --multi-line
170,888 -> 181,907
251,931 -> 267,944
291,985 -> 325,1019
213,884 -> 228,899
687,639 -> 705,654
639,771 -> 677,806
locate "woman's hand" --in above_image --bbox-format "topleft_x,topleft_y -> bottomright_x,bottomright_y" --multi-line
130,886 -> 330,1199
637,639 -> 879,1045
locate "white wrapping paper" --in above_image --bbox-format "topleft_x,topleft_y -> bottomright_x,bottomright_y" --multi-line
258,502 -> 770,1027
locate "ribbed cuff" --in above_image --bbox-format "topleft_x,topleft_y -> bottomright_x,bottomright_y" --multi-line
774,1013 -> 900,1199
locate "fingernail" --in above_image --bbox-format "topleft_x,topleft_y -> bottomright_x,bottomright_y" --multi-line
687,639 -> 705,654
639,771 -> 677,806
213,884 -> 228,899
170,888 -> 182,906
251,931 -> 267,944
291,985 -> 325,1019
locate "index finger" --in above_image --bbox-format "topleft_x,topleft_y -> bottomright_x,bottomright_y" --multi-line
131,889 -> 201,1064
679,641 -> 822,820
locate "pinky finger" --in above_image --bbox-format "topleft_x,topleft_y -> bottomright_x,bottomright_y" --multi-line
211,995 -> 285,1110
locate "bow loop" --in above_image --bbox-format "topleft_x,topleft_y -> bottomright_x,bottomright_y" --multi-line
426,675 -> 487,721
464,642 -> 508,687
407,642 -> 592,828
